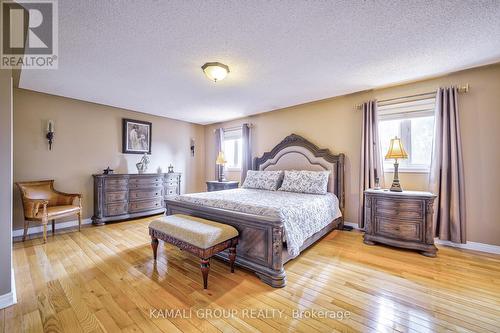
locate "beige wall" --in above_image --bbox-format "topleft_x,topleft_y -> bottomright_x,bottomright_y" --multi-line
13,89 -> 206,230
0,69 -> 13,297
205,63 -> 500,246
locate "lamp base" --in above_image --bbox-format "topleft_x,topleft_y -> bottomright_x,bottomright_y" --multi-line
390,180 -> 403,192
390,160 -> 403,192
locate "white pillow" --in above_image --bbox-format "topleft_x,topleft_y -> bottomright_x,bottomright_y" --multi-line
278,170 -> 330,194
242,170 -> 284,191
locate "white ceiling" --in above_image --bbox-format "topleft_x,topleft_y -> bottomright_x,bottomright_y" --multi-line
19,0 -> 500,124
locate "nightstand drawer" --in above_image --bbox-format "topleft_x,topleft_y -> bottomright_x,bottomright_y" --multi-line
376,217 -> 422,242
375,199 -> 423,219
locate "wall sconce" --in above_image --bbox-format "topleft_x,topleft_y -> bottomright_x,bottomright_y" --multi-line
46,120 -> 55,150
190,138 -> 195,157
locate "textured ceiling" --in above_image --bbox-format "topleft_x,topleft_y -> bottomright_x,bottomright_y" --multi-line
19,0 -> 500,124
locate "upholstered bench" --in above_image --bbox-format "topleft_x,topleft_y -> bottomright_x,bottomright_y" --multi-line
149,214 -> 239,289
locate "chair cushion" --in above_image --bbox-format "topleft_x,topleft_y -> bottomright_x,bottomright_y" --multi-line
149,214 -> 239,249
36,205 -> 81,219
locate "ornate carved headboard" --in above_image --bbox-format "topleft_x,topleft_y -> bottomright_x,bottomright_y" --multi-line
253,134 -> 345,214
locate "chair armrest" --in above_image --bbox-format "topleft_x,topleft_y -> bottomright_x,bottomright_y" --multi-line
53,190 -> 82,205
29,199 -> 49,218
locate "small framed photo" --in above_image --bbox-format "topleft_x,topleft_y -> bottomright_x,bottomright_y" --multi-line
122,118 -> 152,154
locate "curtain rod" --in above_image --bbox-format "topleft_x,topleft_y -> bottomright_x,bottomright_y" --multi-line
212,123 -> 253,133
355,84 -> 469,110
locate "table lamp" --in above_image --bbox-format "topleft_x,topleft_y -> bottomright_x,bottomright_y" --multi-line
385,136 -> 408,192
216,151 -> 227,182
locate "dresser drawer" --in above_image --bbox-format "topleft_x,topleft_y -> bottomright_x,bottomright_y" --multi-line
105,178 -> 128,190
129,198 -> 163,213
128,181 -> 163,190
166,174 -> 179,181
129,188 -> 163,201
105,191 -> 128,203
129,176 -> 162,185
105,202 -> 128,216
165,179 -> 179,187
165,186 -> 178,196
375,199 -> 423,219
375,217 -> 422,242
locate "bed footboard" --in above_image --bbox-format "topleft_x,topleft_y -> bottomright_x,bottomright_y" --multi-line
165,199 -> 288,287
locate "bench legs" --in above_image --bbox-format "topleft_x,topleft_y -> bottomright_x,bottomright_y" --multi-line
228,246 -> 237,273
151,236 -> 159,260
150,232 -> 237,290
200,259 -> 210,289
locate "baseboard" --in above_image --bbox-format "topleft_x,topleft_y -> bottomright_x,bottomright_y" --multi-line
12,218 -> 92,237
343,221 -> 361,230
435,239 -> 500,255
343,221 -> 499,255
0,271 -> 16,309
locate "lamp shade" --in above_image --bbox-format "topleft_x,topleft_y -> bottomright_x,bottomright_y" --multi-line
385,136 -> 408,160
216,151 -> 226,165
202,62 -> 230,82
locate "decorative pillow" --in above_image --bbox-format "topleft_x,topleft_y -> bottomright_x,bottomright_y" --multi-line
278,170 -> 330,194
242,170 -> 284,191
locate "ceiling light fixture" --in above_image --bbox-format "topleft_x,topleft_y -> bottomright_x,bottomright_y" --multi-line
201,62 -> 230,82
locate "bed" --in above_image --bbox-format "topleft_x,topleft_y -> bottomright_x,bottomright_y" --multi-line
165,134 -> 345,287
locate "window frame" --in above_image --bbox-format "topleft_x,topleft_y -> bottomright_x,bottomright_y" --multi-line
222,128 -> 243,172
378,98 -> 435,174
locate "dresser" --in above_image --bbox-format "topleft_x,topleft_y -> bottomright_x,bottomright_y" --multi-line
363,189 -> 437,257
206,180 -> 239,192
92,173 -> 181,225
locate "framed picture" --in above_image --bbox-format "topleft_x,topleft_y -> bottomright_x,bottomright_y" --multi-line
122,118 -> 152,154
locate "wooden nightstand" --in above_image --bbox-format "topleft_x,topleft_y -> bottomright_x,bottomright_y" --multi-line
363,189 -> 437,257
206,181 -> 239,192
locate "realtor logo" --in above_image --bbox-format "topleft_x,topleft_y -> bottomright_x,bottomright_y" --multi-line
1,0 -> 58,69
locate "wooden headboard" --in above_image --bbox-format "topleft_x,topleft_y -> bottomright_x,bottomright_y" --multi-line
253,134 -> 345,214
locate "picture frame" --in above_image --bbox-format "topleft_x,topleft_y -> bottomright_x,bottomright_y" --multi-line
122,118 -> 152,154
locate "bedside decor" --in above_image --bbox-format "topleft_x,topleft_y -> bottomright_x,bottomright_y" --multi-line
363,189 -> 437,257
168,164 -> 174,173
122,118 -> 152,154
385,136 -> 408,192
46,120 -> 55,150
216,151 -> 226,182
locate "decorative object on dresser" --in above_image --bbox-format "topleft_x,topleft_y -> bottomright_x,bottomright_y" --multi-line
16,180 -> 82,243
385,136 -> 408,192
215,151 -> 227,182
122,118 -> 152,154
103,167 -> 114,175
92,173 -> 181,225
363,189 -> 437,257
206,180 -> 239,192
135,153 -> 150,174
149,214 -> 238,289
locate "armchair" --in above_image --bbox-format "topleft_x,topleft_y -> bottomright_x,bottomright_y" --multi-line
16,180 -> 82,243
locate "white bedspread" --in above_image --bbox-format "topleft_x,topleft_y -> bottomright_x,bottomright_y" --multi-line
173,188 -> 342,258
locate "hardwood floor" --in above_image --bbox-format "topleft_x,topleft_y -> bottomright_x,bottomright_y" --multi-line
3,216 -> 500,333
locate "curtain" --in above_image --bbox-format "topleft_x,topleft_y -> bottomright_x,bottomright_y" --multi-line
241,124 -> 252,183
429,87 -> 466,243
215,128 -> 224,180
359,100 -> 384,228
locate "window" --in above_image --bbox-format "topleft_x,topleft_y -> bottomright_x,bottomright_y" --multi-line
223,128 -> 242,170
378,95 -> 435,172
